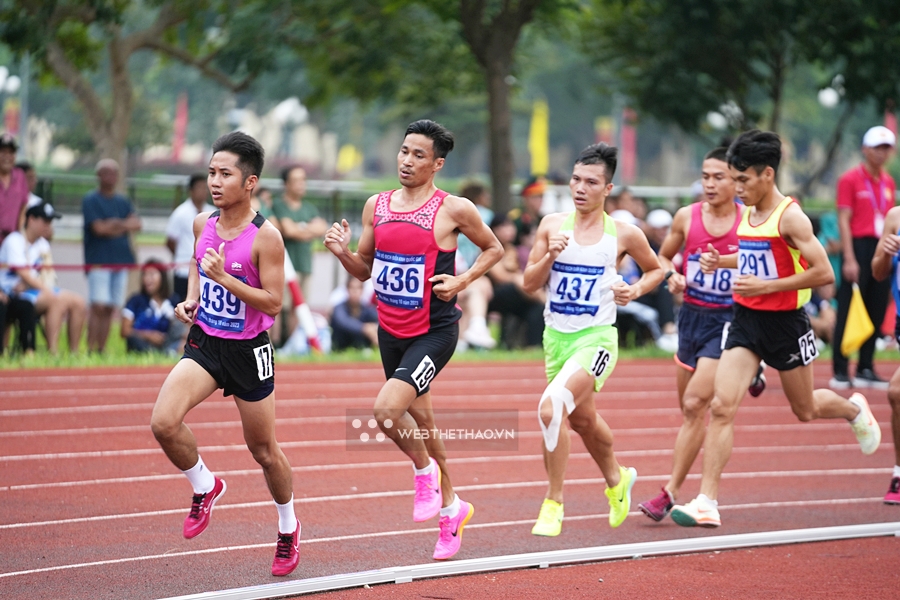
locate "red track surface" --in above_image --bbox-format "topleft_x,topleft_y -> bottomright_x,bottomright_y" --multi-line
1,359 -> 898,599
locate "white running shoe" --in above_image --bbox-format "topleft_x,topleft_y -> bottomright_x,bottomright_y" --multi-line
848,393 -> 881,455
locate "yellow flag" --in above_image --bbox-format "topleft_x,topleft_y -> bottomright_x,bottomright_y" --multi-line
841,283 -> 875,356
528,99 -> 549,176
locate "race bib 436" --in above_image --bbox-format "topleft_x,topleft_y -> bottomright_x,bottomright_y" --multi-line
372,249 -> 426,309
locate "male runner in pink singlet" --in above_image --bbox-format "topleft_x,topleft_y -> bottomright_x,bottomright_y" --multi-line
325,120 -> 503,560
151,132 -> 300,576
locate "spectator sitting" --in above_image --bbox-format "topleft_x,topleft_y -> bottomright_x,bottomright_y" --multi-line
121,260 -> 185,354
509,176 -> 546,248
331,277 -> 379,352
456,180 -> 494,271
804,284 -> 837,349
0,202 -> 86,354
0,282 -> 37,354
165,173 -> 213,303
487,214 -> 545,349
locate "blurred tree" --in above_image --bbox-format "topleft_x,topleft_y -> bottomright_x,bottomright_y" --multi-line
0,0 -> 283,174
288,0 -> 574,214
582,0 -> 806,136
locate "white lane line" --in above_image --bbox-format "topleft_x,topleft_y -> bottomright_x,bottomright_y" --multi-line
1,418 -> 888,462
0,467 -> 889,530
0,444 -> 873,492
0,497 -> 890,580
2,404 -> 868,438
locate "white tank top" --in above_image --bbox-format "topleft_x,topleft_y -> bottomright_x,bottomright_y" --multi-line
544,212 -> 619,333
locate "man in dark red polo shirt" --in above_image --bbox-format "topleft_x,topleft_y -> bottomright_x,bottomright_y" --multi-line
831,125 -> 896,390
0,133 -> 29,246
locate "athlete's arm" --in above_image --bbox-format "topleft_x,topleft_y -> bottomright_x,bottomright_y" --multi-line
734,203 -> 834,297
174,211 -> 211,324
429,195 -> 503,301
699,244 -> 738,273
523,213 -> 567,293
324,195 -> 377,281
198,221 -> 285,317
872,206 -> 900,281
657,206 -> 689,293
613,221 -> 664,305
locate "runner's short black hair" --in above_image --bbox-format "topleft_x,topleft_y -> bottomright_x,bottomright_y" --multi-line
575,143 -> 618,183
704,147 -> 729,162
405,120 -> 455,159
727,130 -> 781,174
211,131 -> 264,180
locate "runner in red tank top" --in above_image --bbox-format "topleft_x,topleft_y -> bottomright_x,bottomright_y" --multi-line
638,147 -> 760,523
325,120 -> 503,560
670,130 -> 881,529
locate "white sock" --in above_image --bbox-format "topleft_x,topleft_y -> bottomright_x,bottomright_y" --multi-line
413,458 -> 434,476
893,465 -> 900,478
697,493 -> 717,508
182,456 -> 215,495
440,494 -> 460,518
469,316 -> 487,330
275,496 -> 298,534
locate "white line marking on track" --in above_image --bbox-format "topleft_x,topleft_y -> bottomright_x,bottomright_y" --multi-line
2,418 -> 890,461
0,496 -> 885,580
0,468 -> 888,530
0,444 -> 875,491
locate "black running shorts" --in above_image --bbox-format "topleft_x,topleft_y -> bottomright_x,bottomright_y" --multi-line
724,304 -> 819,371
182,324 -> 275,401
378,323 -> 458,396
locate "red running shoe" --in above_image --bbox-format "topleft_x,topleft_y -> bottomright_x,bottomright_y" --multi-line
183,477 -> 226,539
638,487 -> 674,522
272,519 -> 301,576
885,477 -> 900,505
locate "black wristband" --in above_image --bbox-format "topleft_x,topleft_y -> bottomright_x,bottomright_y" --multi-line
664,269 -> 676,282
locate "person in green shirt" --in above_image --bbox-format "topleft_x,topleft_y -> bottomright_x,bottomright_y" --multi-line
272,166 -> 327,299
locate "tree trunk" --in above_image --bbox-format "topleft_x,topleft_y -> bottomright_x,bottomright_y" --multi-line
798,101 -> 856,199
484,55 -> 514,215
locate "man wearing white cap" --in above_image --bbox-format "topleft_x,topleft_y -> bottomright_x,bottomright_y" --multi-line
830,125 -> 896,390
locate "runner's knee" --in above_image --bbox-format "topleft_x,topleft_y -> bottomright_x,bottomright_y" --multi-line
708,395 -> 739,421
681,393 -> 709,420
568,410 -> 597,437
790,404 -> 816,422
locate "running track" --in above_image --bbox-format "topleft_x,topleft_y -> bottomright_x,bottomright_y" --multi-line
1,359 -> 898,599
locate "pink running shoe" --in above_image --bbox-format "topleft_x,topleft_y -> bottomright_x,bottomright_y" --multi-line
413,459 -> 442,522
638,487 -> 674,522
433,500 -> 475,560
183,477 -> 226,539
885,477 -> 900,505
271,519 -> 301,577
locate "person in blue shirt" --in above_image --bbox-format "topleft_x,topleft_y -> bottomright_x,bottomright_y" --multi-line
330,277 -> 379,351
121,260 -> 184,354
82,159 -> 141,352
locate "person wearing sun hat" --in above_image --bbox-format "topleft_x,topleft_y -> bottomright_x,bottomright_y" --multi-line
831,125 -> 896,390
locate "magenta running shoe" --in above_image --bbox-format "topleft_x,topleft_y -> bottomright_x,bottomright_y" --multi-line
183,477 -> 226,539
271,519 -> 301,576
638,487 -> 674,522
413,458 -> 442,522
433,500 -> 475,560
885,477 -> 900,505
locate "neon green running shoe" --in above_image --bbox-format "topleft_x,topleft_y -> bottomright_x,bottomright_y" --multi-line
531,498 -> 564,537
605,466 -> 636,528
